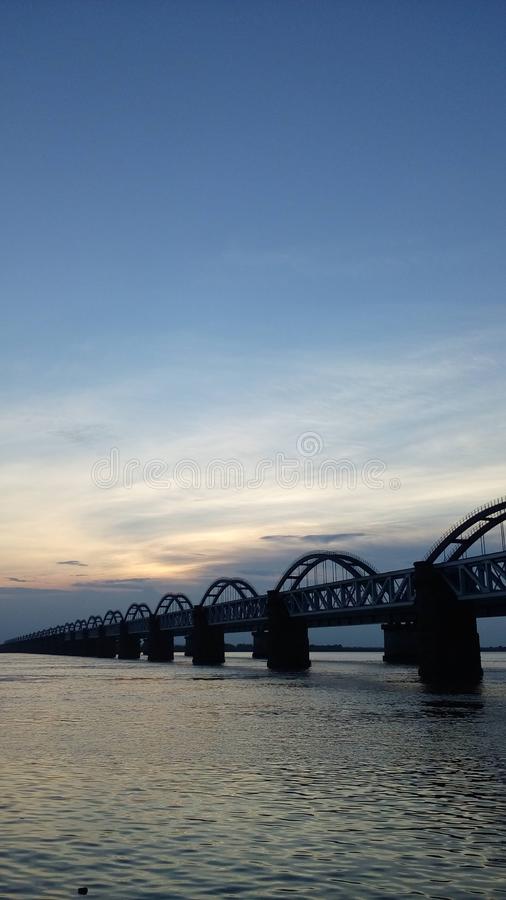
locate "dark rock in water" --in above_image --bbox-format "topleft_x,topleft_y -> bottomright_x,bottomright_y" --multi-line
77,889 -> 88,896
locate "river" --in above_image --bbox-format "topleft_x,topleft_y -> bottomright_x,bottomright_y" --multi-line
1,651 -> 506,898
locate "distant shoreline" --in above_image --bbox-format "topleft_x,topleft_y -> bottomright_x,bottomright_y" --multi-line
174,644 -> 506,653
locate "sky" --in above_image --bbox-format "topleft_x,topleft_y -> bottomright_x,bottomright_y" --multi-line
1,0 -> 505,644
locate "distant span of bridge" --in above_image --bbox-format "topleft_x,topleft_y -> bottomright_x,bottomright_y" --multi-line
3,496 -> 506,686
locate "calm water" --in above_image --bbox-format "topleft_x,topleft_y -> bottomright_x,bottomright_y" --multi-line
1,651 -> 506,899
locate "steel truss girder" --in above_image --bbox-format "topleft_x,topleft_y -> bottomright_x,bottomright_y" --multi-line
285,570 -> 414,616
158,608 -> 194,630
441,552 -> 506,601
206,596 -> 268,626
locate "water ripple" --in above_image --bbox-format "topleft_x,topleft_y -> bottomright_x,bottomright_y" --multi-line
1,652 -> 506,898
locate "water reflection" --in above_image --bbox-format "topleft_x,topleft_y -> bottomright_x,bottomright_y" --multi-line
0,652 -> 506,898
422,698 -> 484,717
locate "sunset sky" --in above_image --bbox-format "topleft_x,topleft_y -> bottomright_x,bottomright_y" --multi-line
1,1 -> 505,642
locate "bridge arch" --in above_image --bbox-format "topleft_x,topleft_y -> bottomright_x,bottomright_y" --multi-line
275,552 -> 377,592
154,593 -> 193,617
87,615 -> 103,629
425,496 -> 506,564
199,578 -> 258,606
103,609 -> 124,626
124,603 -> 152,622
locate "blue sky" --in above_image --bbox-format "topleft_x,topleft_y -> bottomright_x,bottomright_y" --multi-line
1,1 -> 505,643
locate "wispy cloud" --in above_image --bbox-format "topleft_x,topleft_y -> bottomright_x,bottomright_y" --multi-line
8,576 -> 29,583
51,424 -> 112,447
73,577 -> 153,590
58,560 -> 88,567
261,532 -> 366,544
155,551 -> 209,564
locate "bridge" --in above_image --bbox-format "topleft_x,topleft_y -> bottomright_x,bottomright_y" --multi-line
3,496 -> 506,686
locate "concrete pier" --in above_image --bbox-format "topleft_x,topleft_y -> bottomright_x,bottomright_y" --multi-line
415,561 -> 482,687
191,607 -> 225,665
96,628 -> 117,658
184,635 -> 193,657
252,628 -> 268,659
64,635 -> 76,656
382,622 -> 419,664
117,625 -> 141,661
81,632 -> 96,656
147,620 -> 174,662
266,591 -> 310,672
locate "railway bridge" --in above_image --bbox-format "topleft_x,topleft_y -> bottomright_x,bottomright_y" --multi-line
3,497 -> 506,686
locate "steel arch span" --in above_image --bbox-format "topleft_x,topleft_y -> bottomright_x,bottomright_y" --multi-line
199,578 -> 258,606
426,496 -> 506,564
154,593 -> 193,617
275,552 -> 377,592
124,603 -> 153,622
103,610 -> 124,627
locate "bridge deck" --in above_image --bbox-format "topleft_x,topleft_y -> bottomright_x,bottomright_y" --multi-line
4,550 -> 506,649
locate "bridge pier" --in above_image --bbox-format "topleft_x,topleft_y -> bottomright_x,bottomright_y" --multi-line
86,638 -> 97,656
147,620 -> 174,662
192,607 -> 225,665
96,628 -> 117,658
382,622 -> 419,664
252,627 -> 268,659
71,632 -> 93,656
64,635 -> 77,656
90,637 -> 104,656
266,591 -> 310,672
51,636 -> 65,655
184,635 -> 193,657
118,625 -> 141,660
415,561 -> 482,687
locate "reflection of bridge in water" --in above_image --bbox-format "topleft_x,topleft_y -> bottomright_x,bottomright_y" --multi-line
4,497 -> 506,686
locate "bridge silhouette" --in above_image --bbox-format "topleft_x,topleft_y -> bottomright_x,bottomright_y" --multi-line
4,496 -> 506,686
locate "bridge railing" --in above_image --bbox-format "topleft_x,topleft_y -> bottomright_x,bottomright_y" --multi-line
439,550 -> 506,601
127,618 -> 151,635
157,608 -> 194,630
285,568 -> 415,616
206,596 -> 268,626
206,568 -> 416,628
